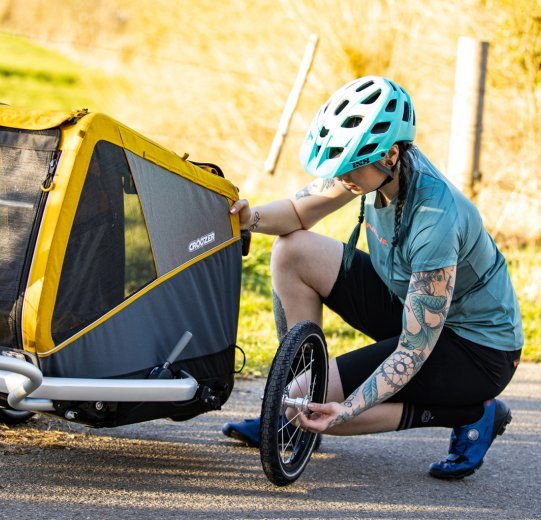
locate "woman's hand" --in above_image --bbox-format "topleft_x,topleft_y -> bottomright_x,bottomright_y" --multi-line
230,199 -> 253,230
297,401 -> 350,433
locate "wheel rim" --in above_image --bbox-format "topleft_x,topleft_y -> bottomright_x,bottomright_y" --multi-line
260,321 -> 328,486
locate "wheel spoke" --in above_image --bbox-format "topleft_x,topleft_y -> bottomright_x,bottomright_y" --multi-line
279,346 -> 315,464
288,345 -> 315,397
278,411 -> 303,460
289,345 -> 307,395
302,345 -> 309,398
304,347 -> 315,399
287,359 -> 314,388
309,374 -> 317,400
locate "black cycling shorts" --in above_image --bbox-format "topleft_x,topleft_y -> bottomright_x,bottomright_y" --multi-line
322,247 -> 521,406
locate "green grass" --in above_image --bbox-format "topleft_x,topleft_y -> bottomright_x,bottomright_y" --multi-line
503,244 -> 541,362
237,195 -> 541,376
0,32 -> 128,110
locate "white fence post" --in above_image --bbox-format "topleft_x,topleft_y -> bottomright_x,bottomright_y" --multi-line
263,34 -> 319,176
446,37 -> 489,198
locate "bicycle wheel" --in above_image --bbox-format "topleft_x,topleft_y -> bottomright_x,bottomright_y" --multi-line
0,406 -> 35,425
260,320 -> 328,486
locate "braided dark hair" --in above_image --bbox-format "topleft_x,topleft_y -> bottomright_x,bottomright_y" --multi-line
343,142 -> 415,272
391,142 -> 414,248
343,194 -> 366,271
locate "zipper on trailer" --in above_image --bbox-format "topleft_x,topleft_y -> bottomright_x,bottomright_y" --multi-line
14,150 -> 62,351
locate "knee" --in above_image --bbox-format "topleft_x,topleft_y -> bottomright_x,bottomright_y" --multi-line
271,231 -> 308,273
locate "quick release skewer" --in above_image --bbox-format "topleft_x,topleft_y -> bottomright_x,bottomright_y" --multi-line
282,396 -> 311,413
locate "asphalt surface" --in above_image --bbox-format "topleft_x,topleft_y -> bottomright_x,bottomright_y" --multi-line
0,363 -> 540,519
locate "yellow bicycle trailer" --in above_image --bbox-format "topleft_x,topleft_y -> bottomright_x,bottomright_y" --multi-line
0,105 -> 330,487
0,105 -> 244,426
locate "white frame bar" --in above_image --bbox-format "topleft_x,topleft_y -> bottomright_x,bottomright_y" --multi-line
0,356 -> 198,412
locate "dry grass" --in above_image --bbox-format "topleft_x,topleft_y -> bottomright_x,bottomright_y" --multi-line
1,0 -> 539,243
0,0 -> 539,364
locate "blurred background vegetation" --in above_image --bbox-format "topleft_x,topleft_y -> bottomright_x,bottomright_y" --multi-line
1,0 -> 539,371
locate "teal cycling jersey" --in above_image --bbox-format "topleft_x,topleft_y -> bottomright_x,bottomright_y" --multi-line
364,150 -> 523,351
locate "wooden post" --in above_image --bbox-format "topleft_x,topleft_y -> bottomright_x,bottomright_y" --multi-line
446,37 -> 489,198
264,34 -> 319,176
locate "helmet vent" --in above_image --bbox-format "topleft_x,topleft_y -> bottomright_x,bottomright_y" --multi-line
371,122 -> 391,134
328,147 -> 344,159
361,91 -> 381,104
385,99 -> 397,112
315,145 -> 321,156
320,127 -> 330,138
334,100 -> 349,115
388,81 -> 398,91
357,143 -> 378,157
412,109 -> 416,126
355,80 -> 374,92
402,101 -> 410,122
342,116 -> 363,128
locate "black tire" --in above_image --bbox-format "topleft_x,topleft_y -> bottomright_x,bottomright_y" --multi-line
0,406 -> 35,425
260,321 -> 328,486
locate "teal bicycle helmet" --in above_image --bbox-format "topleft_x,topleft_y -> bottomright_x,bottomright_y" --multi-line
299,76 -> 416,179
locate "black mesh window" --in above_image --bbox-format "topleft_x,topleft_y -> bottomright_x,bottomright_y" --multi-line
0,126 -> 60,349
52,141 -> 156,344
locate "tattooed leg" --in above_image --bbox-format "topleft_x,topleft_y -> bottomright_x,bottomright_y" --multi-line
272,289 -> 288,342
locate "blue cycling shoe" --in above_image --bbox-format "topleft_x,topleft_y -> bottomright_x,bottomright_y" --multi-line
222,416 -> 322,450
429,399 -> 512,480
222,417 -> 261,447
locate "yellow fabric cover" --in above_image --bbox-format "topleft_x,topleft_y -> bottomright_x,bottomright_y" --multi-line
0,106 -> 89,130
8,109 -> 240,356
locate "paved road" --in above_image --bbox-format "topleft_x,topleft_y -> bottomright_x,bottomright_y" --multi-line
0,363 -> 539,519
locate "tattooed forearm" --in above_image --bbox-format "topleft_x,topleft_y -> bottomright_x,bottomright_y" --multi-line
272,289 -> 288,342
295,186 -> 312,200
343,386 -> 361,407
329,266 -> 457,428
295,179 -> 336,200
379,351 -> 419,390
320,179 -> 336,191
249,210 -> 261,231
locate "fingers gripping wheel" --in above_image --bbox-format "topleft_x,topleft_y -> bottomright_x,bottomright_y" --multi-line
260,321 -> 328,486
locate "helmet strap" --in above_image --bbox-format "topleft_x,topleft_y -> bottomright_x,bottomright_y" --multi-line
376,175 -> 393,190
373,160 -> 394,178
373,160 -> 396,191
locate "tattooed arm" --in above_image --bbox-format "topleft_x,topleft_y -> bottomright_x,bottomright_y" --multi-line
299,266 -> 456,432
291,177 -> 356,230
230,177 -> 355,235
